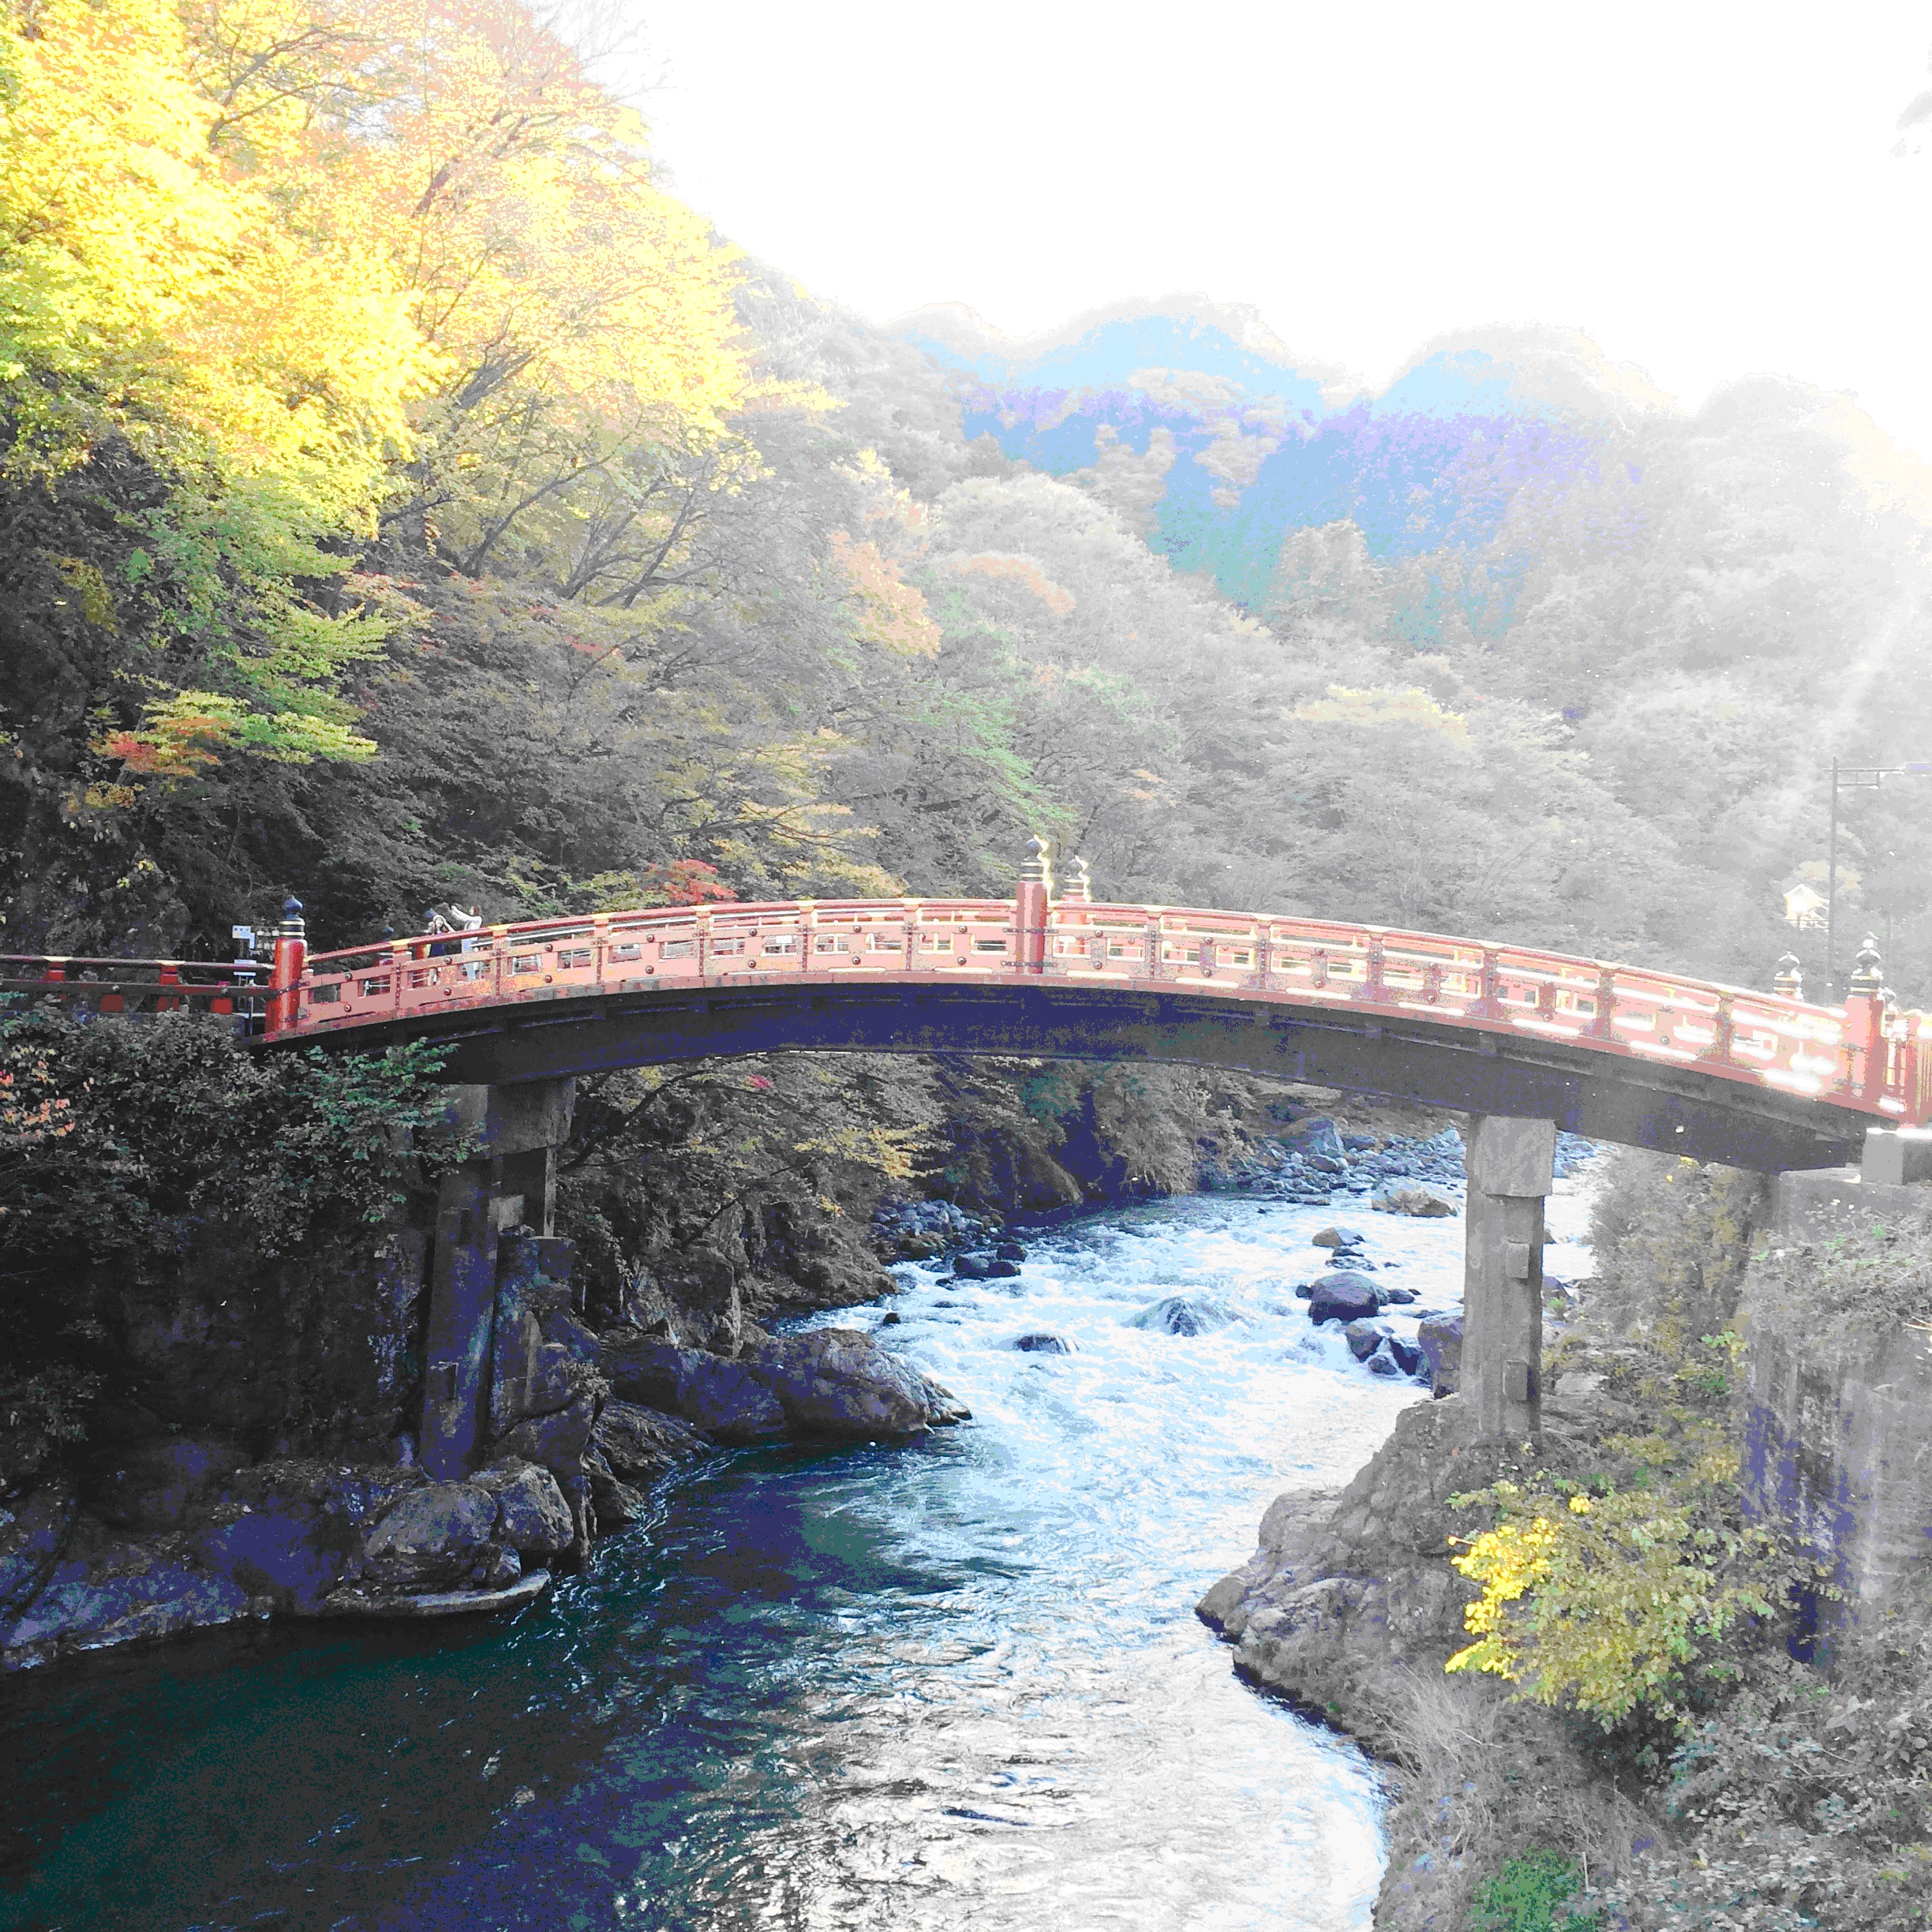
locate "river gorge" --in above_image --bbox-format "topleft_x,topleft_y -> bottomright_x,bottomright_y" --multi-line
0,1170 -> 1599,1932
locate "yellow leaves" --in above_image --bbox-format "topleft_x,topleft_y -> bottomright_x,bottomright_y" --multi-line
1445,1465 -> 1805,1729
1447,1516 -> 1560,1683
1294,683 -> 1473,743
0,0 -> 425,493
828,530 -> 941,657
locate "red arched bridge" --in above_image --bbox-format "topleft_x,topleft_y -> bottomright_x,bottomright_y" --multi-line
4,856 -> 1919,1174
9,851 -> 1923,1464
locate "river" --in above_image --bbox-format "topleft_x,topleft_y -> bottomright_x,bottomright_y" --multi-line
0,1174 -> 1597,1932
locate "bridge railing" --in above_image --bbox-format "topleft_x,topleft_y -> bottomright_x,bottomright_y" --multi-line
1041,901 -> 1926,1121
9,891 -> 1923,1125
286,897 -> 1926,1120
0,956 -> 267,1020
288,899 -> 1027,1033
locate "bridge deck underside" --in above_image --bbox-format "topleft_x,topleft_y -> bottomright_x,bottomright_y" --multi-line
300,980 -> 1866,1172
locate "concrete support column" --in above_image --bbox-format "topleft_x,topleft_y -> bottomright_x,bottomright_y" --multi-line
1462,1114 -> 1557,1441
417,1078 -> 575,1478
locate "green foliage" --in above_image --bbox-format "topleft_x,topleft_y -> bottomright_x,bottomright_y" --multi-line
1446,1448 -> 1814,1734
1751,1216 -> 1932,1333
557,1054 -> 937,1317
0,1009 -> 467,1482
1586,1151 -> 1769,1346
1467,1848 -> 1596,1931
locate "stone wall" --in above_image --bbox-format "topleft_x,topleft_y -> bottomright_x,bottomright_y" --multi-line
1742,1173 -> 1932,1612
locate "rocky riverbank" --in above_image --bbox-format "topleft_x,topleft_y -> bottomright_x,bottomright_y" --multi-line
0,1226 -> 971,1668
1195,1148 -> 1932,1932
0,1058 -> 1485,1675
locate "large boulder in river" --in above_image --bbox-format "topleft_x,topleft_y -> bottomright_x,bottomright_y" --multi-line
740,1328 -> 969,1440
1307,1271 -> 1383,1325
361,1482 -> 499,1589
474,1459 -> 573,1562
1342,1320 -> 1387,1362
1372,1182 -> 1456,1218
594,1399 -> 706,1478
598,1335 -> 788,1443
1417,1313 -> 1464,1398
1127,1294 -> 1237,1337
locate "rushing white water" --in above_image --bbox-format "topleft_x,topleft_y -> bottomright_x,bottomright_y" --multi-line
0,1172 -> 1600,1932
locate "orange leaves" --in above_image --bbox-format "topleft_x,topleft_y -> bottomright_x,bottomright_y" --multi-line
93,708 -> 238,778
655,859 -> 736,906
828,529 -> 940,657
945,550 -> 1077,616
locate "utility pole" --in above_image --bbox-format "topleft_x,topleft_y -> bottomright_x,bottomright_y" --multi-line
1823,760 -> 1932,1001
1826,756 -> 1839,999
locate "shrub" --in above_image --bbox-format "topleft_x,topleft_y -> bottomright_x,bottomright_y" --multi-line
1467,1848 -> 1595,1930
0,1009 -> 466,1482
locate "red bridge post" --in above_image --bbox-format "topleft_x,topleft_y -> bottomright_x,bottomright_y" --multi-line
1015,837 -> 1052,975
1845,935 -> 1886,1103
266,897 -> 306,1036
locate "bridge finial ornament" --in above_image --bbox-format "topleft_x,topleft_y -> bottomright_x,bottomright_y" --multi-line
1019,835 -> 1052,887
1852,934 -> 1885,996
1773,951 -> 1803,998
1061,856 -> 1092,904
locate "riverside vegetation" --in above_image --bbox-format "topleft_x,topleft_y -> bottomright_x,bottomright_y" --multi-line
1203,1153 -> 1932,1931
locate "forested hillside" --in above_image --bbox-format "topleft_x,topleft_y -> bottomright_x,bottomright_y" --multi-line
3,0 -> 1929,998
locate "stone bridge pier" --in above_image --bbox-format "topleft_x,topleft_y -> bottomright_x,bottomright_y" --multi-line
1460,1114 -> 1557,1440
419,1078 -> 576,1478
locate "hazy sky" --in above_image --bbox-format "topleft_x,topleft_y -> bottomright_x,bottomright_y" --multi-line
627,2 -> 1932,457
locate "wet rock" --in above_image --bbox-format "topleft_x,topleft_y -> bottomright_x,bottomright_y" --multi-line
1372,1183 -> 1456,1217
986,1259 -> 1021,1279
593,1400 -> 705,1481
953,1254 -> 993,1280
878,1311 -> 903,1327
188,1460 -> 426,1616
361,1482 -> 499,1590
1417,1312 -> 1464,1397
1127,1294 -> 1237,1337
872,1198 -> 997,1261
1366,1350 -> 1404,1377
1311,1226 -> 1366,1250
1013,1332 -> 1072,1354
582,1449 -> 647,1529
1378,1286 -> 1420,1305
1,1521 -> 253,1665
995,1241 -> 1028,1262
0,1480 -> 77,1619
1293,1282 -> 1313,1300
473,1459 -> 574,1561
1386,1335 -> 1425,1378
597,1337 -> 788,1444
740,1328 -> 969,1440
324,1569 -> 551,1619
1304,1153 -> 1346,1175
1308,1272 -> 1383,1325
1342,1320 -> 1388,1362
